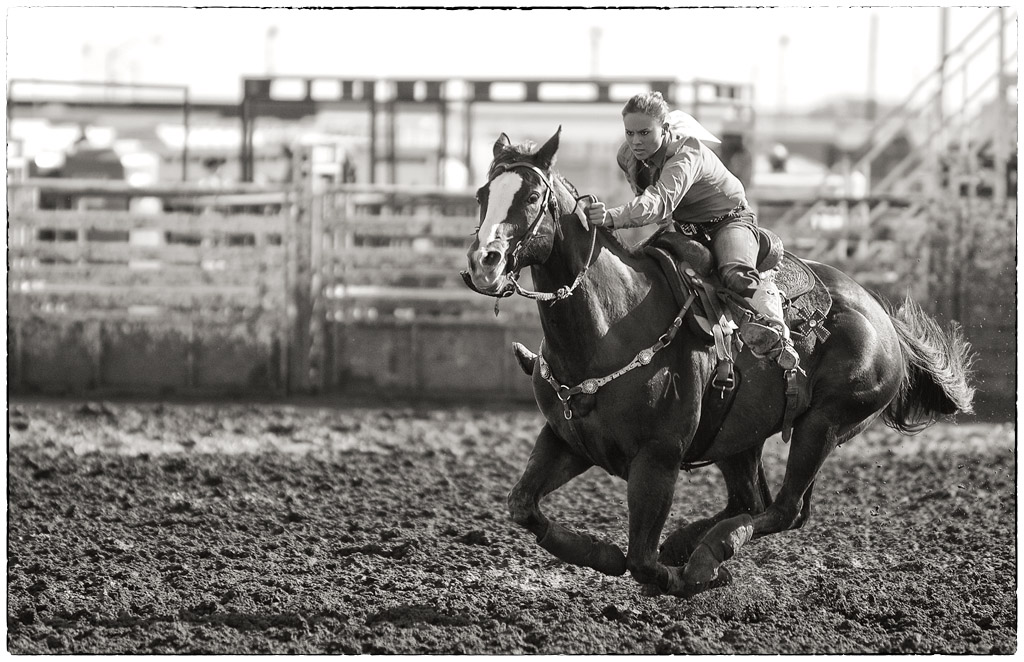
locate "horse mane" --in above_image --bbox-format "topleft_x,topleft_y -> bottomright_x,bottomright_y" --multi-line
490,140 -> 653,258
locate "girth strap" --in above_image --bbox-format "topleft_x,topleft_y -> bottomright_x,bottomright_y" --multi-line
683,363 -> 743,468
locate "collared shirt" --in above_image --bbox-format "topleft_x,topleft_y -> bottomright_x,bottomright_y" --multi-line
607,131 -> 748,229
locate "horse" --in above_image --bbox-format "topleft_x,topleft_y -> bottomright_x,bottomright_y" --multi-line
463,127 -> 975,597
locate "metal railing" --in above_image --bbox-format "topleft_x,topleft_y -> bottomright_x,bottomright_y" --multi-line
781,8 -> 1016,231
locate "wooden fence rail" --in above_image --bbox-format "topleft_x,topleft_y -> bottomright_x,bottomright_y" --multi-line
8,179 -> 295,395
6,177 -> 1013,418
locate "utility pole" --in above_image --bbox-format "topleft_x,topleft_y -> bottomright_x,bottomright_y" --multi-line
866,12 -> 878,121
778,34 -> 789,113
993,7 -> 1008,206
589,26 -> 602,78
266,26 -> 278,76
932,8 -> 949,200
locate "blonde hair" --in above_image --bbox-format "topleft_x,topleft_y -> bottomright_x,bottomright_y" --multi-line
622,91 -> 670,123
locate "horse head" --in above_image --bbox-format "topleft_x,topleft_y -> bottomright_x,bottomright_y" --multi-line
465,127 -> 590,297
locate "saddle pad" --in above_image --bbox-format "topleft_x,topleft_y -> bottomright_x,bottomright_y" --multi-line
765,252 -> 833,345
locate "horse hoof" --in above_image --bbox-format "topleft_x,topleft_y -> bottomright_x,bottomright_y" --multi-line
676,565 -> 733,598
682,543 -> 720,585
511,342 -> 537,375
640,583 -> 664,597
659,530 -> 697,566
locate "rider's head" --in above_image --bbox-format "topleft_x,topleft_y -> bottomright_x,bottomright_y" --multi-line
621,91 -> 670,162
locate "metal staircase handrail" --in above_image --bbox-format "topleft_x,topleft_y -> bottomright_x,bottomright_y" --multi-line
873,47 -> 1017,194
857,21 -> 1015,170
781,8 -> 1014,231
860,8 -> 1007,136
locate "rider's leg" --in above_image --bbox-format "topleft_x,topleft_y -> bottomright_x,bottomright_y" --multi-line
712,219 -> 799,370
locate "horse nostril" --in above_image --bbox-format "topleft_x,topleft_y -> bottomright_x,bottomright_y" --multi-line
481,250 -> 502,268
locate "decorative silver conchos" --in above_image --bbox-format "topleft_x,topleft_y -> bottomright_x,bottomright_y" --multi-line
581,379 -> 599,394
539,361 -> 551,379
638,349 -> 654,365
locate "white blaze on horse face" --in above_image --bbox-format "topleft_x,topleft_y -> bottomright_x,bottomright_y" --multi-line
476,172 -> 523,249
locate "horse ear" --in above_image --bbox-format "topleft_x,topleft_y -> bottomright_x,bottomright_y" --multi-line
493,133 -> 512,158
534,126 -> 561,170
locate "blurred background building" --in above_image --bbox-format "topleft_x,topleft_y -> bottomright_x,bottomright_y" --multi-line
5,6 -> 1018,416
8,7 -> 1016,195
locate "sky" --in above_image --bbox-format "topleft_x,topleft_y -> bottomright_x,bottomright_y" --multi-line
6,4 -> 1011,112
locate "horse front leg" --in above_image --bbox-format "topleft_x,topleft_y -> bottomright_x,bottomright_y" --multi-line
508,424 -> 627,576
623,440 -> 694,595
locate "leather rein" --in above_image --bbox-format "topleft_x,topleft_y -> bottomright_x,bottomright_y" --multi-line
461,161 -> 597,305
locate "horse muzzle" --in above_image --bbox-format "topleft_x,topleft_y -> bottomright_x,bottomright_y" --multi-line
465,246 -> 513,296
461,269 -> 514,298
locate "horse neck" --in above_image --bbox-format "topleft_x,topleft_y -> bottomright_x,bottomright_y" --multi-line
532,183 -> 655,362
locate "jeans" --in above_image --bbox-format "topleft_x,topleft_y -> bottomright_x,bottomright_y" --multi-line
698,208 -> 762,297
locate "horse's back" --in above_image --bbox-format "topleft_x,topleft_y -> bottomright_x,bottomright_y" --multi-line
807,261 -> 896,337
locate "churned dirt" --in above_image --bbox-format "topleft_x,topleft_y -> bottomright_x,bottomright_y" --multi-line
6,399 -> 1017,654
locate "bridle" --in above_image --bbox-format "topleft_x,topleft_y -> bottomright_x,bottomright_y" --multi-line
464,158 -> 704,433
462,161 -> 598,306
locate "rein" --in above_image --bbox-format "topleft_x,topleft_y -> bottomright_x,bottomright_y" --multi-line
464,161 -> 598,306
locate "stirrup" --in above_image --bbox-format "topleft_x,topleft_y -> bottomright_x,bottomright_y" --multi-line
740,321 -> 800,371
774,339 -> 801,371
739,320 -> 782,354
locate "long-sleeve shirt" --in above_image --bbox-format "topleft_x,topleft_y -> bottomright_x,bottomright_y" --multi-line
607,131 -> 748,230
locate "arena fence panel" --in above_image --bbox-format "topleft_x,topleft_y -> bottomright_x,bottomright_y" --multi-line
8,180 -> 293,395
6,174 -> 1012,416
306,183 -> 540,399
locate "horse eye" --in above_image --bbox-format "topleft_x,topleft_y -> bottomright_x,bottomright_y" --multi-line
528,192 -> 540,204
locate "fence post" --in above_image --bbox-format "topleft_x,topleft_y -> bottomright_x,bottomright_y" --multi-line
308,186 -> 326,392
88,319 -> 104,391
12,320 -> 24,391
288,148 -> 314,393
186,319 -> 198,390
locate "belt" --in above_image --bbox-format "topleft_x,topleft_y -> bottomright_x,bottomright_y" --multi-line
676,203 -> 749,237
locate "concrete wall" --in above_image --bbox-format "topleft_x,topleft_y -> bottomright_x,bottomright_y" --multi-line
9,317 -> 283,397
324,319 -> 543,402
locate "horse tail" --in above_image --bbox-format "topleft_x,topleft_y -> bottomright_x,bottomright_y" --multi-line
882,295 -> 976,434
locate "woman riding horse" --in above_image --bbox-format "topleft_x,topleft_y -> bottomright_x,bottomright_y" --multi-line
586,91 -> 799,370
465,127 -> 974,597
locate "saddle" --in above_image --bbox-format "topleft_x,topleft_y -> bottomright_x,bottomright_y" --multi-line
644,228 -> 833,456
647,229 -> 832,348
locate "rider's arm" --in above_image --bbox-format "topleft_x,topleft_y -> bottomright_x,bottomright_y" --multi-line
607,136 -> 701,229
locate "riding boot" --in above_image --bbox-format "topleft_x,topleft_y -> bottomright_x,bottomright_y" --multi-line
739,282 -> 800,370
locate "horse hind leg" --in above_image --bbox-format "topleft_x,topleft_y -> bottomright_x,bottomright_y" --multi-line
792,479 -> 815,530
508,424 -> 627,576
682,410 -> 856,585
659,445 -> 772,568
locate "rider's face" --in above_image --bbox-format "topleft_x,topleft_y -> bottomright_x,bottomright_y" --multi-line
623,113 -> 667,161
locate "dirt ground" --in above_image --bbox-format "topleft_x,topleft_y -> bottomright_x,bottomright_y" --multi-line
6,399 -> 1017,654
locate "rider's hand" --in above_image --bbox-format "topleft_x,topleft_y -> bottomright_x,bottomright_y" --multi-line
586,200 -> 612,228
